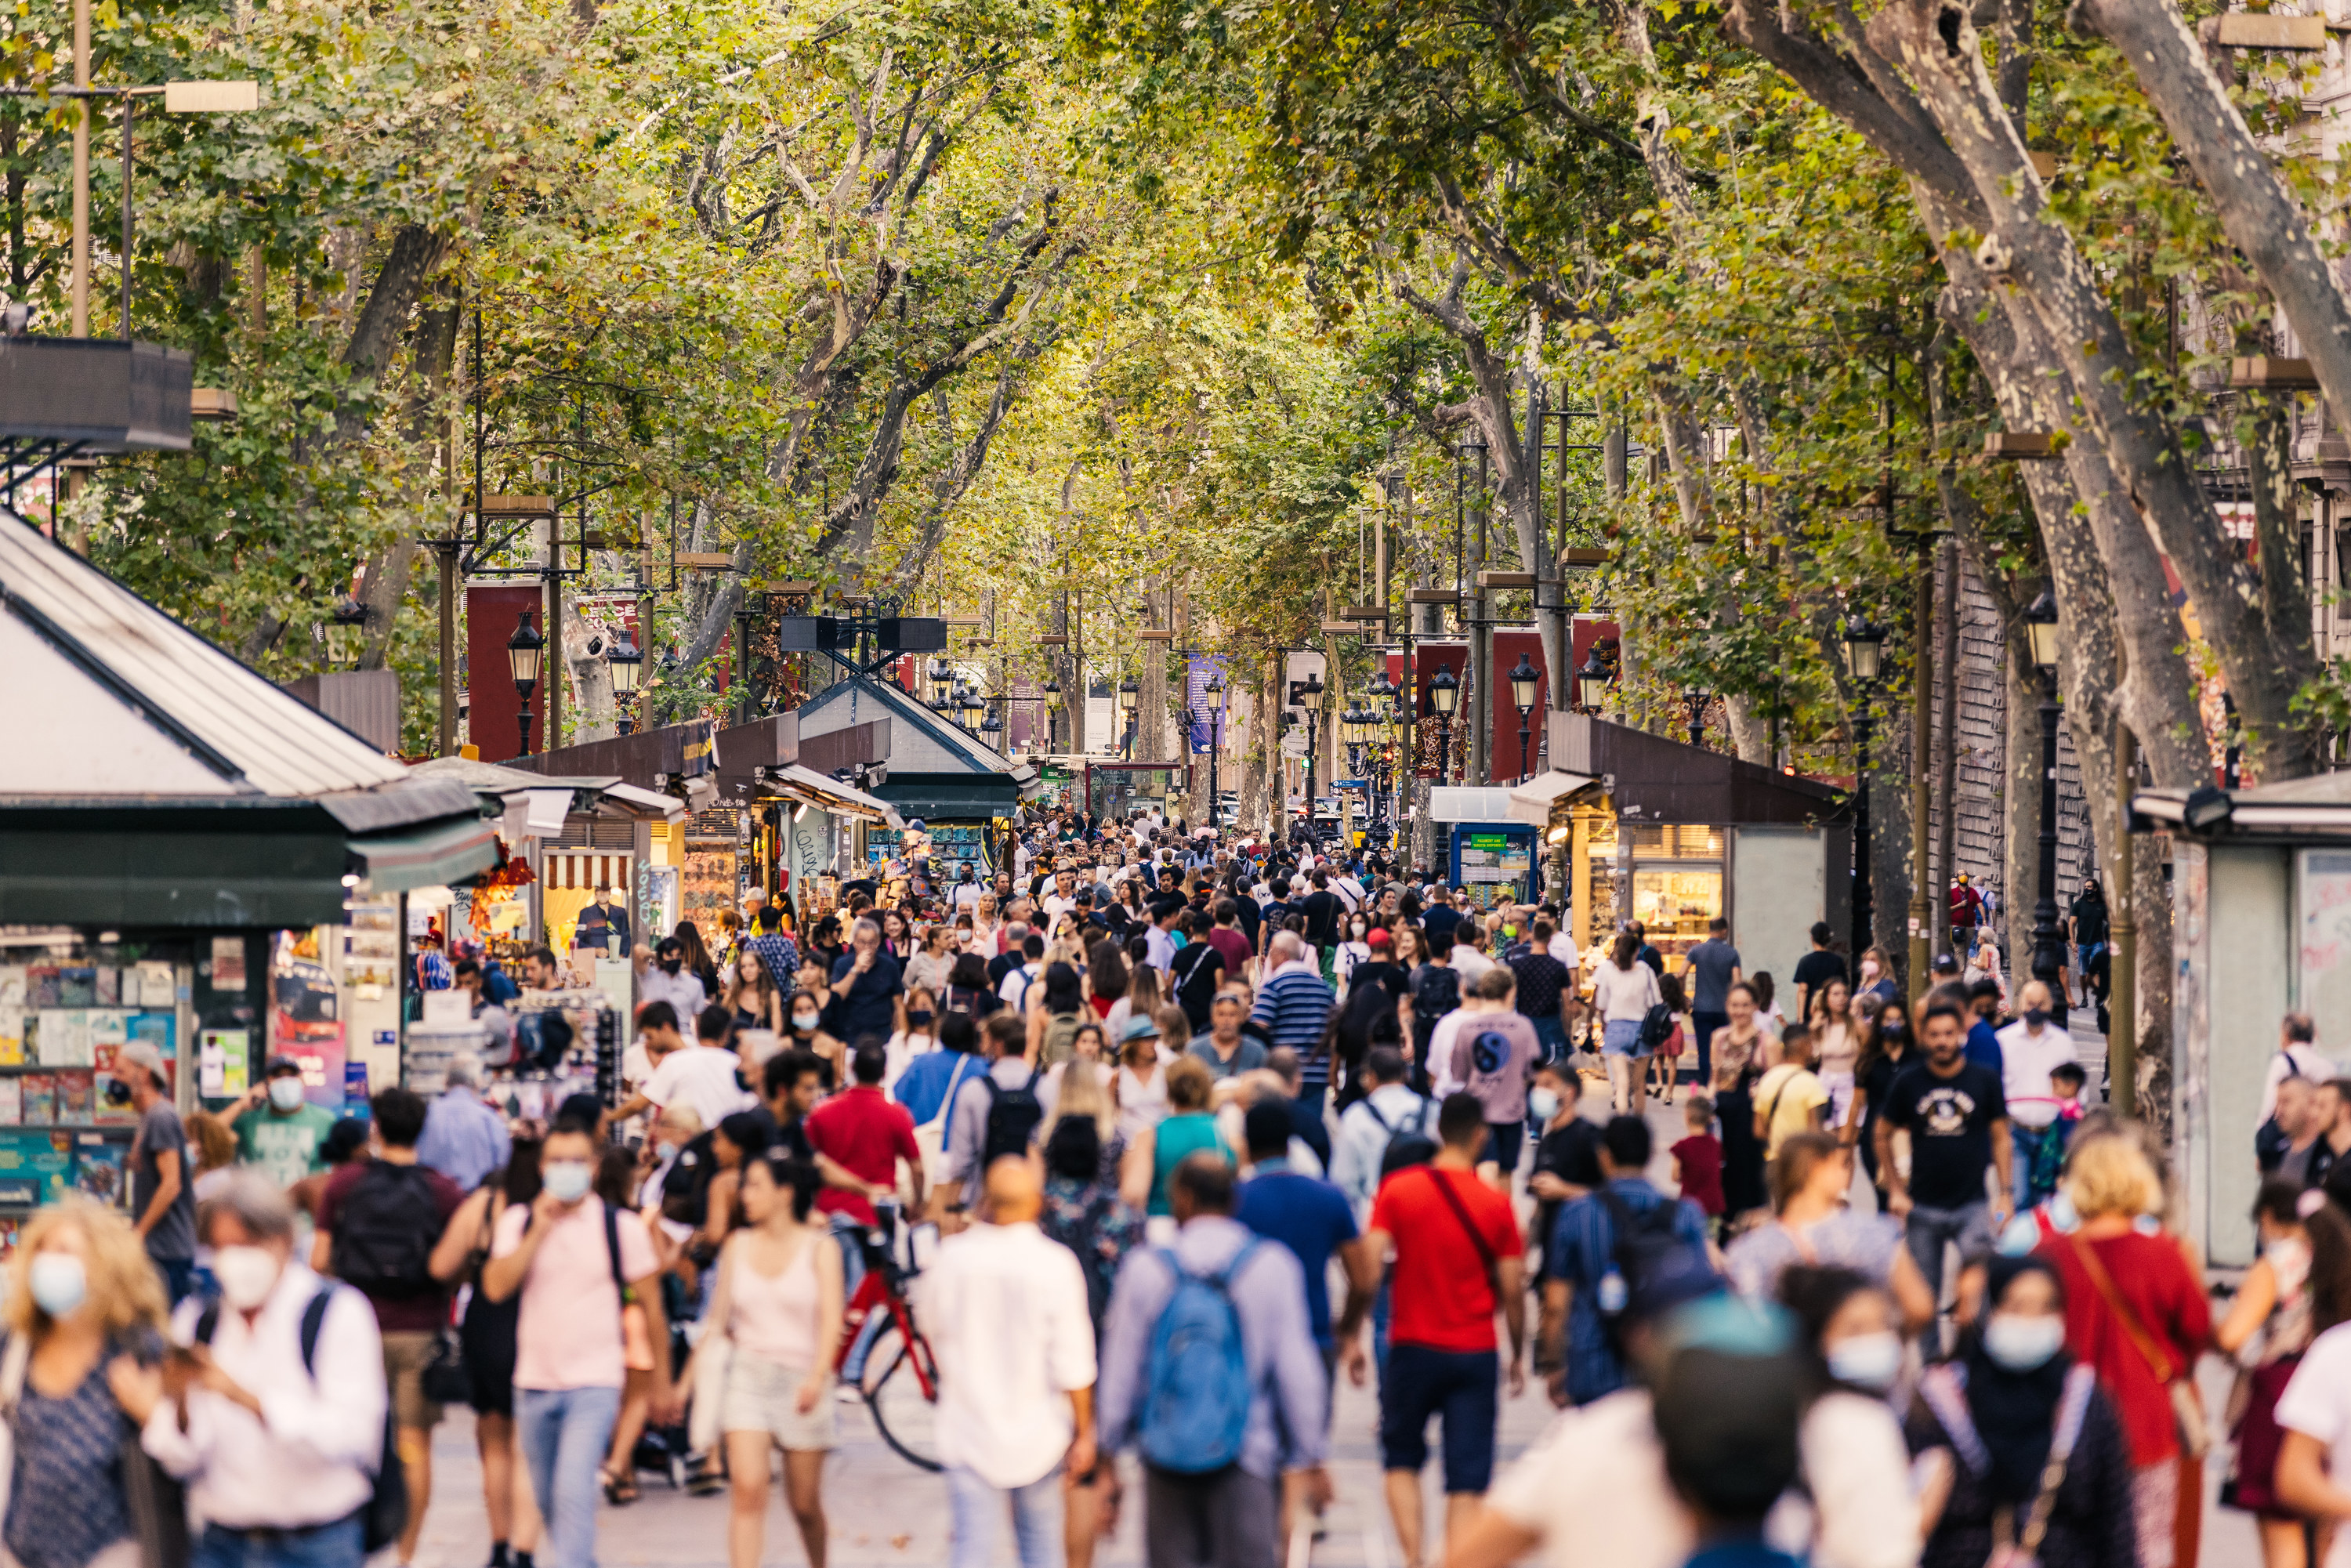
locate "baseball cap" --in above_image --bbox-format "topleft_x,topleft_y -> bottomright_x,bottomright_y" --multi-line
264,1054 -> 305,1079
1366,928 -> 1392,948
1931,952 -> 1961,975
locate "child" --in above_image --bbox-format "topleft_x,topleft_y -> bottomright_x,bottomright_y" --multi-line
1672,1093 -> 1726,1226
1651,972 -> 1690,1105
2022,1061 -> 2090,1203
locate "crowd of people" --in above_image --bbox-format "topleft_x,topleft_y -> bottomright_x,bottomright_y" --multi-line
10,807 -> 2351,1568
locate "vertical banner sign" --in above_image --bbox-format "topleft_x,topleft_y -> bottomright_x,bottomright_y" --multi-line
1185,655 -> 1226,754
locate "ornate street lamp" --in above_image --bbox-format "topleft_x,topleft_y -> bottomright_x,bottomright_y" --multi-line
2024,585 -> 2067,1017
607,630 -> 643,735
1509,651 -> 1540,782
929,658 -> 955,704
505,610 -> 545,756
1840,614 -> 1886,684
1575,652 -> 1611,714
1838,613 -> 1885,959
324,595 -> 368,668
1429,662 -> 1459,784
1683,686 -> 1710,749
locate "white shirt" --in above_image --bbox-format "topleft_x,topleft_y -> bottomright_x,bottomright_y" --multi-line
2263,1043 -> 2339,1124
998,962 -> 1038,1011
639,965 -> 707,1023
1144,924 -> 1178,974
1590,958 -> 1661,1023
1041,893 -> 1078,923
952,882 -> 984,911
1452,945 -> 1496,987
1547,933 -> 1580,971
1486,1389 -> 1692,1568
1993,1018 -> 2080,1128
1770,1391 -> 1922,1568
643,1044 -> 755,1128
920,1219 -> 1099,1490
143,1263 -> 386,1530
1332,875 -> 1367,913
1426,1009 -> 1473,1099
2280,1321 -> 2351,1568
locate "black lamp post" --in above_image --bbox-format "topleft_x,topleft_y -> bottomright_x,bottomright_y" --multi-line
608,630 -> 643,736
1840,613 -> 1886,960
1509,652 -> 1540,782
1366,673 -> 1397,821
506,610 -> 545,757
929,659 -> 955,706
1429,662 -> 1459,785
1575,652 -> 1610,715
1204,669 -> 1226,822
1683,686 -> 1709,749
2023,585 -> 2068,1019
324,595 -> 368,668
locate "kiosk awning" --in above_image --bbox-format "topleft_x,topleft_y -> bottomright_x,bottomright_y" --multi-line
1506,770 -> 1603,827
350,814 -> 501,893
768,765 -> 904,827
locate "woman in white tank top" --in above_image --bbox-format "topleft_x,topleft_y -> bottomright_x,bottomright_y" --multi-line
702,1150 -> 843,1568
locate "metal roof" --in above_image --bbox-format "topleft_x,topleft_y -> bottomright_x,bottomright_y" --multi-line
0,510 -> 411,799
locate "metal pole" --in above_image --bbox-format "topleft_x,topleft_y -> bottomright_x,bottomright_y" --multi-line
545,559 -> 563,751
437,542 -> 458,755
1853,706 -> 1875,959
118,96 -> 132,339
2030,676 -> 2067,1007
70,0 -> 89,337
1908,549 -> 1934,1001
2110,723 -> 2138,1115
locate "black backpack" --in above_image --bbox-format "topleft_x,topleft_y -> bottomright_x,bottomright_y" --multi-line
979,1069 -> 1045,1165
329,1162 -> 444,1298
1362,1095 -> 1438,1179
197,1287 -> 408,1553
1595,1190 -> 1713,1344
1411,966 -> 1460,1037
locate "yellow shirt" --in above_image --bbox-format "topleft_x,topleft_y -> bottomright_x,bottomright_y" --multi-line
1754,1063 -> 1829,1158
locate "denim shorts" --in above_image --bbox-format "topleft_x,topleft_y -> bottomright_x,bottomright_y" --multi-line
1603,1019 -> 1648,1058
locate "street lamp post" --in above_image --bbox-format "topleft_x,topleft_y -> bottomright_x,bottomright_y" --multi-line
505,610 -> 545,757
1204,670 -> 1226,825
1840,614 -> 1886,961
1683,686 -> 1708,749
607,629 -> 643,735
1429,663 -> 1459,786
1295,672 -> 1325,831
2023,587 -> 2067,1019
324,595 -> 367,669
1509,652 -> 1539,781
1575,653 -> 1611,715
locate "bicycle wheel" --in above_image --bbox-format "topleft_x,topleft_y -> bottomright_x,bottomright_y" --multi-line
860,1316 -> 943,1472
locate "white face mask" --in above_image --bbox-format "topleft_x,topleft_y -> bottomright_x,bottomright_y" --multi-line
1527,1088 -> 1562,1124
213,1244 -> 282,1310
27,1254 -> 86,1318
1982,1312 -> 2067,1371
268,1077 -> 308,1113
542,1160 -> 594,1204
1826,1330 -> 1904,1392
792,1010 -> 820,1031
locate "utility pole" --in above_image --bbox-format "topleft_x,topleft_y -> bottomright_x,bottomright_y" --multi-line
2110,724 -> 2138,1116
1907,545 -> 1933,1000
70,0 -> 90,337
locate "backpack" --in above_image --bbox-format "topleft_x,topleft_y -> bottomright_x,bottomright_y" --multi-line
978,1069 -> 1046,1166
1362,1094 -> 1439,1179
197,1287 -> 409,1554
1039,1012 -> 1087,1067
1593,1190 -> 1712,1336
329,1162 -> 444,1298
1137,1242 -> 1262,1473
1410,965 -> 1460,1040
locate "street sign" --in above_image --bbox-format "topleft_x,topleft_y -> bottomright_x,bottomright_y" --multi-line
1281,733 -> 1310,756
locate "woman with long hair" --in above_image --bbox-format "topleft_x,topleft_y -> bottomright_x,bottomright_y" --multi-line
1774,1265 -> 1923,1567
877,907 -> 914,963
1712,982 -> 1772,1225
1726,1132 -> 1936,1329
2218,1182 -> 2349,1568
3,1197 -> 170,1568
940,953 -> 1000,1022
1809,976 -> 1860,1127
2035,1135 -> 2212,1568
429,1139 -> 546,1568
1391,923 -> 1427,971
1031,960 -> 1090,1067
700,1151 -> 842,1568
725,946 -> 784,1039
969,894 -> 1002,955
1843,995 -> 1914,1193
2273,1192 -> 2351,1568
1854,945 -> 1897,1005
674,920 -> 722,1000
904,922 -> 955,998
1115,1018 -> 1171,1142
1589,929 -> 1663,1116
1907,1255 -> 2137,1568
1104,961 -> 1164,1042
1086,940 -> 1129,1020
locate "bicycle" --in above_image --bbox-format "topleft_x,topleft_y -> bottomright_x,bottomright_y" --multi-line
834,1200 -> 944,1471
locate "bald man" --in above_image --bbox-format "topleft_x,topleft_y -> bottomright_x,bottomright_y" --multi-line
926,1155 -> 1098,1568
1994,979 -> 2080,1206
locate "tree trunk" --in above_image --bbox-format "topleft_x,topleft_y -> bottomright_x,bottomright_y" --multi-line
1936,537 -> 1960,951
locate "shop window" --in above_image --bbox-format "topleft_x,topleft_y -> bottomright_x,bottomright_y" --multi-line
1631,865 -> 1723,964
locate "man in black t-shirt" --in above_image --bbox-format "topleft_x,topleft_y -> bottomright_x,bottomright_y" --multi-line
1877,999 -> 2011,1306
1526,1060 -> 1603,1273
1789,922 -> 1849,1025
1258,877 -> 1295,958
1298,869 -> 1343,961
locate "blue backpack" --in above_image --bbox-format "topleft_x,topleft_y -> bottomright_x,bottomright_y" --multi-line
1137,1242 -> 1261,1473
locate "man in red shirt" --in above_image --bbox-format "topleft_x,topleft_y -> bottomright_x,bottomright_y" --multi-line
805,1041 -> 925,1240
1362,1093 -> 1526,1568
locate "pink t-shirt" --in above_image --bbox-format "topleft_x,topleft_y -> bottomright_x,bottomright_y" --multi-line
492,1197 -> 660,1391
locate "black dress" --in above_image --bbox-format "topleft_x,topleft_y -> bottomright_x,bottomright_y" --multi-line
1907,1381 -> 2139,1568
1715,1031 -> 1768,1221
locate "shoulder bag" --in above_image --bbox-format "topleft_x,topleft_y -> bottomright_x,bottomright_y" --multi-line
2068,1234 -> 2211,1458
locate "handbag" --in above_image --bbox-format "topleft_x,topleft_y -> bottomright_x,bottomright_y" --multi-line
419,1327 -> 472,1407
2068,1234 -> 2212,1458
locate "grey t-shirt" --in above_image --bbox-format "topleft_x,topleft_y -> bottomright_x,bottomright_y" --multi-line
1685,939 -> 1742,1013
134,1101 -> 197,1262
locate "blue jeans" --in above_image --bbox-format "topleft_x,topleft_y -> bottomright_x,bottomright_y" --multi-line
154,1255 -> 194,1306
516,1385 -> 623,1568
945,1462 -> 1063,1568
1529,1015 -> 1568,1064
194,1517 -> 364,1568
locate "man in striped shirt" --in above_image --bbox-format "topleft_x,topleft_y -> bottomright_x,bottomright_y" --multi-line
1251,929 -> 1337,1114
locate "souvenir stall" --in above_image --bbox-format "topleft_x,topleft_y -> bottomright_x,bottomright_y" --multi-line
1429,788 -> 1541,911
1515,712 -> 1848,978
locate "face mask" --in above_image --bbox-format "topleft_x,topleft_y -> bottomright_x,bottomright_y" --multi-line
661,957 -> 681,975
1982,1312 -> 2067,1371
2023,1007 -> 2049,1029
908,1009 -> 936,1028
1878,1021 -> 1905,1041
792,1011 -> 820,1031
1528,1088 -> 1562,1123
1827,1330 -> 1904,1392
268,1077 -> 308,1113
543,1161 -> 594,1204
27,1254 -> 86,1318
1860,960 -> 1880,981
213,1245 -> 282,1310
